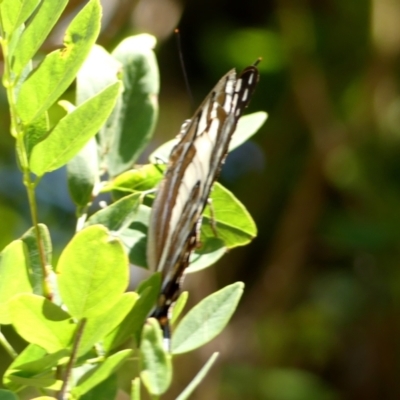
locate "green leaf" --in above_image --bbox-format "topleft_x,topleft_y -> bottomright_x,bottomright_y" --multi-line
171,282 -> 244,354
187,237 -> 226,273
148,139 -> 174,165
170,291 -> 188,326
7,24 -> 25,64
202,182 -> 257,248
9,293 -> 75,353
6,374 -> 61,390
4,345 -> 69,392
20,224 -> 52,295
86,193 -> 142,231
57,225 -> 128,319
72,350 -> 132,397
67,44 -> 121,206
67,137 -> 99,207
80,374 -> 118,400
76,44 -> 121,105
4,344 -> 49,391
102,34 -> 159,176
29,81 -> 121,176
31,397 -> 57,400
104,164 -> 163,199
24,112 -> 49,157
117,205 -> 151,268
131,377 -> 140,400
136,271 -> 161,296
109,170 -> 255,265
149,111 -> 267,163
0,240 -> 32,324
78,292 -> 137,356
140,318 -> 172,396
12,0 -> 69,75
0,389 -> 18,400
0,0 -> 39,34
103,274 -> 160,351
228,111 -> 268,151
16,0 -> 101,123
176,352 -> 219,400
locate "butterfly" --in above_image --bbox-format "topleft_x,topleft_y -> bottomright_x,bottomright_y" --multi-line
147,63 -> 260,338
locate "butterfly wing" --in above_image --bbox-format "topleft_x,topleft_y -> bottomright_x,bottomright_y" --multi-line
147,65 -> 259,333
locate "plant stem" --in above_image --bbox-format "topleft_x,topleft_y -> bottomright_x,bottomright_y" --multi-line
58,319 -> 87,400
0,18 -> 52,299
0,330 -> 18,359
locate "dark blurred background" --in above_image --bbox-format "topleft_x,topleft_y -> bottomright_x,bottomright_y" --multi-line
1,0 -> 400,399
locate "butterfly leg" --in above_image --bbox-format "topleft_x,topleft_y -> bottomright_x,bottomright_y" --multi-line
206,198 -> 219,237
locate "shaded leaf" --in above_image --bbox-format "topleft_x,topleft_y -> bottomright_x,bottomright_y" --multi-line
80,374 -> 118,400
103,274 -> 160,351
10,294 -> 75,353
78,292 -> 137,356
102,34 -> 159,176
67,137 -> 99,207
72,350 -> 132,397
0,389 -> 18,400
4,345 -> 69,392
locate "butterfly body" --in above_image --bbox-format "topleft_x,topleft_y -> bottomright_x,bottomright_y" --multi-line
147,65 -> 260,337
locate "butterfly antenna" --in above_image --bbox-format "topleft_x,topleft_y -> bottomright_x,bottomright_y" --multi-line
175,28 -> 195,109
253,57 -> 262,66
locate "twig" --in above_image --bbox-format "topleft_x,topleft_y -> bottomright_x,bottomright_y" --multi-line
57,319 -> 87,400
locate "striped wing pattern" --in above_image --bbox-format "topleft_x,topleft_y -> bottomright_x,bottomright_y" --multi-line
147,65 -> 259,335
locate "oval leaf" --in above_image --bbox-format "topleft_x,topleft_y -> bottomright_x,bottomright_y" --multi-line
0,240 -> 32,324
202,183 -> 257,248
57,225 -> 128,319
67,137 -> 99,207
86,193 -> 142,232
103,34 -> 159,176
228,111 -> 267,151
0,389 -> 18,400
9,294 -> 75,353
171,282 -> 244,354
72,350 -> 132,397
78,292 -> 137,356
30,82 -> 121,176
140,318 -> 172,395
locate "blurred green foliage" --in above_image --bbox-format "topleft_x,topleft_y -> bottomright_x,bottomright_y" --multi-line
1,0 -> 400,399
